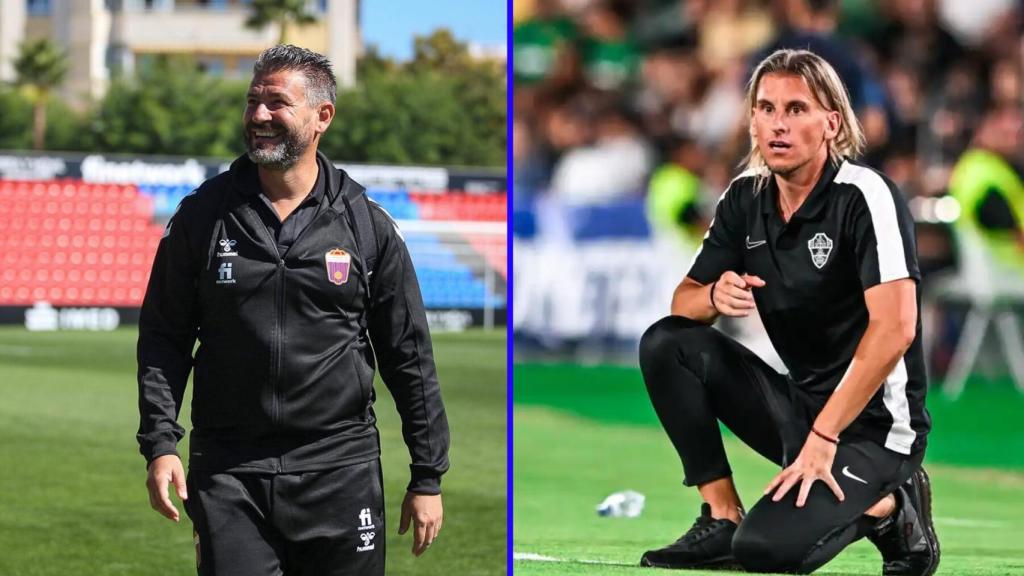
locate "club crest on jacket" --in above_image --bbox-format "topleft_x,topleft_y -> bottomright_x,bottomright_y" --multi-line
325,249 -> 352,285
808,232 -> 833,269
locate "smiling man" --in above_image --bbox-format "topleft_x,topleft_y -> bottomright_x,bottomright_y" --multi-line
137,45 -> 449,576
637,49 -> 938,575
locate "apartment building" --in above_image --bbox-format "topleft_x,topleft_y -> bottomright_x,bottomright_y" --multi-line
0,0 -> 360,108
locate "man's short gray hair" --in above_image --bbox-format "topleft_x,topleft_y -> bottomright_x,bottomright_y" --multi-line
252,44 -> 337,106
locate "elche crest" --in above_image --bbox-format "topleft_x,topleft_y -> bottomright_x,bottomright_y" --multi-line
807,232 -> 833,269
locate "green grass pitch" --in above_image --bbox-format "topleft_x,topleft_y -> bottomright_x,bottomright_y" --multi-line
514,363 -> 1024,575
0,326 -> 505,576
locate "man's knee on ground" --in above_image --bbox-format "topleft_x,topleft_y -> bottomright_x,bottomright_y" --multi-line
733,522 -> 813,574
638,315 -> 708,370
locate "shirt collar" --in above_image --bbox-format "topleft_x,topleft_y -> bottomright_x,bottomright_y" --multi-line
760,157 -> 842,221
231,151 -> 330,205
307,163 -> 326,204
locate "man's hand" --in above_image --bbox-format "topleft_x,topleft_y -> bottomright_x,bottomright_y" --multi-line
398,491 -> 443,556
145,454 -> 188,522
763,433 -> 844,507
711,271 -> 766,317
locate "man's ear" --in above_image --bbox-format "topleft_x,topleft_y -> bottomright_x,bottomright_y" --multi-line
825,110 -> 841,140
317,101 -> 335,134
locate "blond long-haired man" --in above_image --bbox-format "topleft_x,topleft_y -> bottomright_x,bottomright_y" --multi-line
637,49 -> 938,575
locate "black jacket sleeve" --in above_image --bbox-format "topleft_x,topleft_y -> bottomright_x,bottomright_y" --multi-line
136,193 -> 200,466
365,204 -> 451,495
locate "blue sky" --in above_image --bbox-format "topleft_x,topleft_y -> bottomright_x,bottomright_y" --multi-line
361,0 -> 507,61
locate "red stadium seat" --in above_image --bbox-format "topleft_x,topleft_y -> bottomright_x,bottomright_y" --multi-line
0,178 -> 158,306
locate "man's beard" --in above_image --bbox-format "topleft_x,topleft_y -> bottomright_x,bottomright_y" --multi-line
767,161 -> 797,177
245,122 -> 311,170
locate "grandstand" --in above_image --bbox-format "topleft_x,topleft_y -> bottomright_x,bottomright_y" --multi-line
0,180 -> 161,307
0,158 -> 506,329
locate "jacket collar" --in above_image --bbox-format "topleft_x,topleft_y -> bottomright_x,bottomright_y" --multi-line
229,149 -> 362,209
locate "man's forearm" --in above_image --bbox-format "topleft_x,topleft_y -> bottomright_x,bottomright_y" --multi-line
814,319 -> 914,437
137,328 -> 194,463
137,367 -> 188,464
670,279 -> 719,323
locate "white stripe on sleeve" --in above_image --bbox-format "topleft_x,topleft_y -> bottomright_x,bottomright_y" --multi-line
882,356 -> 915,454
834,162 -> 909,283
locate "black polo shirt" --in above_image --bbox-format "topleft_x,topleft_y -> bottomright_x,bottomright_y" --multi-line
249,165 -> 327,257
687,158 -> 930,455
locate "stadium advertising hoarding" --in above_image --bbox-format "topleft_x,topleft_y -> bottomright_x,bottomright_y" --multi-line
4,302 -> 504,333
0,150 -> 505,192
20,301 -> 127,331
513,238 -> 686,345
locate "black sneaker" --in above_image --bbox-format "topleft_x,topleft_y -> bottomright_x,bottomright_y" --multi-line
640,503 -> 740,569
867,468 -> 940,576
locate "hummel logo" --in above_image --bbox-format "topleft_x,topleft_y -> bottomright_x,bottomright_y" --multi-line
841,466 -> 868,485
746,236 -> 767,249
356,531 -> 376,552
218,238 -> 238,257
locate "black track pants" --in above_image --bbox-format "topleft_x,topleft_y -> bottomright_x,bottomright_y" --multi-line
638,315 -> 923,573
185,460 -> 385,576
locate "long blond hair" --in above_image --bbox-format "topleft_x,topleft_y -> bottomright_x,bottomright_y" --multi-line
743,49 -> 865,179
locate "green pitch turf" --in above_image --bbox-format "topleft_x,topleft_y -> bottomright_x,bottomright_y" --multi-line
514,363 -> 1024,575
0,326 -> 506,576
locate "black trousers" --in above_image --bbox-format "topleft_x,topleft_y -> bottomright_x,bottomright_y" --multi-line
639,316 -> 924,573
185,459 -> 385,576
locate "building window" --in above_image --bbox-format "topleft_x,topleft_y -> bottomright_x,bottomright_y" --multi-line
26,0 -> 52,16
197,56 -> 225,76
236,56 -> 257,76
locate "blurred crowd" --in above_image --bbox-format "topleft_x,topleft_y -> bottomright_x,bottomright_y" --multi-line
513,0 -> 1024,273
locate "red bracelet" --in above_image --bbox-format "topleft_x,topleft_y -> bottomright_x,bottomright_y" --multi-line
811,426 -> 839,445
709,280 -> 720,312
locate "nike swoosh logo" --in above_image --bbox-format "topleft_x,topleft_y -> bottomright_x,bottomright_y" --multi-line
841,466 -> 868,485
745,236 -> 767,249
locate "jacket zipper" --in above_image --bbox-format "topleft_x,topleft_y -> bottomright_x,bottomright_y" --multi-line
238,201 -> 289,431
273,259 -> 285,427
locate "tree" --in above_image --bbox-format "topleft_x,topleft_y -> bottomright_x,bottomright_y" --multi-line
0,86 -> 33,150
0,28 -> 505,166
12,38 -> 68,151
244,0 -> 318,45
409,28 -> 474,75
357,45 -> 401,79
87,56 -> 246,157
410,28 -> 506,165
322,30 -> 506,167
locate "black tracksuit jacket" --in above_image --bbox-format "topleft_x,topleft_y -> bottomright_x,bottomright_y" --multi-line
136,152 -> 450,494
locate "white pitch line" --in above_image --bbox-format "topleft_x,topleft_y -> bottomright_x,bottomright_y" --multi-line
514,552 -> 633,566
934,517 -> 1009,528
514,553 -> 560,562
